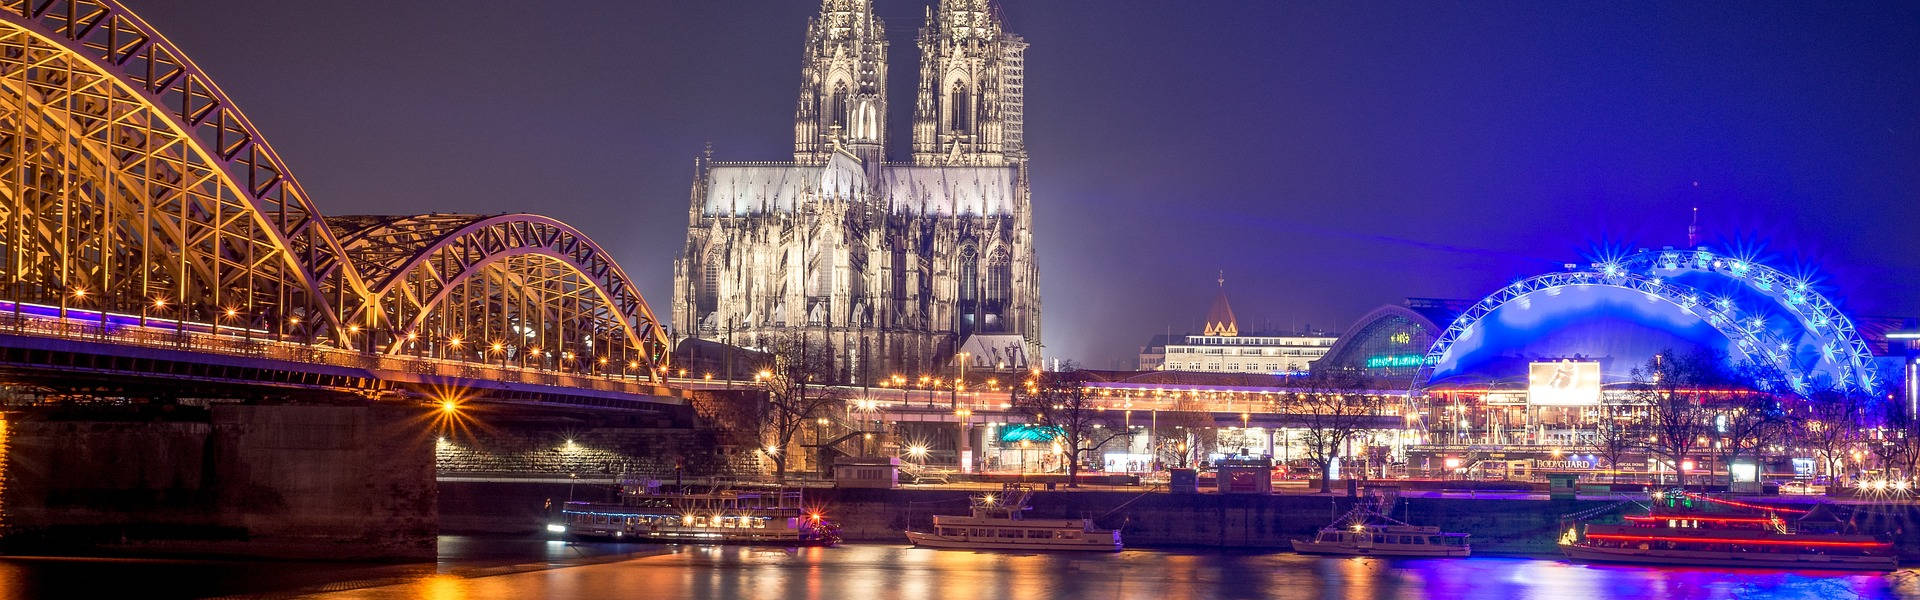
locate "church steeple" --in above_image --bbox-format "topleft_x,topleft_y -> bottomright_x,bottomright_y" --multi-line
794,0 -> 888,164
1203,271 -> 1239,337
912,0 -> 1026,166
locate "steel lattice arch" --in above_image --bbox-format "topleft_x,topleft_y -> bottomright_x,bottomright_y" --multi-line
0,1 -> 669,378
1424,247 -> 1880,394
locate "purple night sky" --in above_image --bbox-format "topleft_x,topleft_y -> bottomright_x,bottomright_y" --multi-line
125,1 -> 1919,368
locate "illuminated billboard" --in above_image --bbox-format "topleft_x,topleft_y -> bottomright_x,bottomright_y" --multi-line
1364,354 -> 1424,369
1528,361 -> 1600,405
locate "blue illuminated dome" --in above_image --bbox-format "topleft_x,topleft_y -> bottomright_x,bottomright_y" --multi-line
1425,248 -> 1880,393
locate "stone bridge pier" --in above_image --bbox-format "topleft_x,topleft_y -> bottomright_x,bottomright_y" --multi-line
2,404 -> 437,560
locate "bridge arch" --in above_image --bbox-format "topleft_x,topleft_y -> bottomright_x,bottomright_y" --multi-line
0,1 -> 372,341
332,214 -> 670,374
1424,248 -> 1880,394
0,2 -> 670,377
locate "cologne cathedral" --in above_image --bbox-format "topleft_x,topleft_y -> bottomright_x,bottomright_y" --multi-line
672,0 -> 1040,382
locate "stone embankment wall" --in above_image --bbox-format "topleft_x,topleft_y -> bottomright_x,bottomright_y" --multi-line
441,482 -> 1920,557
435,426 -> 762,480
4,405 -> 436,560
811,488 -> 1614,554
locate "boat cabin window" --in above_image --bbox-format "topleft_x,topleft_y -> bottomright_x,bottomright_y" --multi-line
999,529 -> 1022,538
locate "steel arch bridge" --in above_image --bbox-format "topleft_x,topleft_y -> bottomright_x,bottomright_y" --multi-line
1424,247 -> 1880,394
0,1 -> 670,387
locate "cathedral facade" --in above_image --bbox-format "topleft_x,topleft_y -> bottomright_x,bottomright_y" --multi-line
671,0 -> 1040,383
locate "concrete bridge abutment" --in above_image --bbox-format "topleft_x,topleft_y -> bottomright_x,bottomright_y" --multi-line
2,404 -> 437,560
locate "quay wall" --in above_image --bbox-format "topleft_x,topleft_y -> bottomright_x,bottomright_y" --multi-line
439,482 -> 1920,557
805,488 -> 1609,555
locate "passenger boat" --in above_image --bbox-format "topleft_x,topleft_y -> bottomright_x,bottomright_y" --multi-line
1291,504 -> 1471,557
905,485 -> 1122,551
1561,491 -> 1896,571
551,483 -> 840,546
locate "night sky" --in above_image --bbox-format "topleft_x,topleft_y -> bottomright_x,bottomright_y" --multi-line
125,1 -> 1919,368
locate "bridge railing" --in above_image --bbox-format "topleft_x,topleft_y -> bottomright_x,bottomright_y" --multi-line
0,311 -> 661,394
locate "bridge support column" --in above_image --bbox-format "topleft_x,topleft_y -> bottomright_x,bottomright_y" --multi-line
3,404 -> 436,560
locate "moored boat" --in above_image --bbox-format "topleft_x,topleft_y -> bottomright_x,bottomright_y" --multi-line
1292,523 -> 1471,557
552,482 -> 840,546
1561,491 -> 1896,571
905,485 -> 1122,552
1291,498 -> 1471,557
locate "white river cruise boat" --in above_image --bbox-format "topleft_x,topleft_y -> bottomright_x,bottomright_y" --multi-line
906,485 -> 1122,552
1291,502 -> 1471,557
552,482 -> 839,546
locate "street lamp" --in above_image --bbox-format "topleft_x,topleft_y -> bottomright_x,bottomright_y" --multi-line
953,351 -> 970,409
956,407 -> 974,473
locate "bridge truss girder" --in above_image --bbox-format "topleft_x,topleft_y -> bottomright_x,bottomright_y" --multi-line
0,1 -> 671,380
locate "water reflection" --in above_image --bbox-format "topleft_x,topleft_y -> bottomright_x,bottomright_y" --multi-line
308,545 -> 1910,600
0,415 -> 10,536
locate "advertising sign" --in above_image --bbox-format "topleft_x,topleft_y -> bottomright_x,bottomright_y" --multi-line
1528,360 -> 1601,405
1365,354 -> 1424,369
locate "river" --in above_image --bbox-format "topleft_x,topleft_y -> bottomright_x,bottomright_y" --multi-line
8,539 -> 1917,599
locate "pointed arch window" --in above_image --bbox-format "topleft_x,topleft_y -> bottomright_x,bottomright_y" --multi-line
984,250 -> 1011,332
950,83 -> 971,133
829,83 -> 850,131
701,257 -> 720,310
958,246 -> 979,303
957,245 -> 979,336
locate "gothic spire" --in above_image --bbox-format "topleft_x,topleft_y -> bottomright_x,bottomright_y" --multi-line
794,0 -> 887,163
913,0 -> 1025,166
1203,271 -> 1239,337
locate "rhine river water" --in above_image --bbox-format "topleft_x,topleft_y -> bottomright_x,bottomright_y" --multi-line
7,540 -> 1920,600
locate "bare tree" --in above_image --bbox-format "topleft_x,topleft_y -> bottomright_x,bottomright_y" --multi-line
1715,388 -> 1792,487
1149,395 -> 1212,469
1900,412 -> 1920,486
757,334 -> 843,483
1630,350 -> 1715,489
1795,388 -> 1867,488
1868,430 -> 1909,484
1294,369 -> 1385,493
1012,365 -> 1126,487
1586,402 -> 1638,484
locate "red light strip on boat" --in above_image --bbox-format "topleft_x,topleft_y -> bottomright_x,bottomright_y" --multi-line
1625,515 -> 1776,524
1677,492 -> 1809,515
1585,534 -> 1887,548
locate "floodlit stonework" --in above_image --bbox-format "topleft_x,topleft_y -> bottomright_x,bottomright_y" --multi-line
672,0 -> 1040,382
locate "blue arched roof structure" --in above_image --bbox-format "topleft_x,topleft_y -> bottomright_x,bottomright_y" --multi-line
1425,248 -> 1880,394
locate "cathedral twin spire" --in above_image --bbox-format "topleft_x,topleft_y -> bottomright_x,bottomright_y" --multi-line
793,0 -> 1026,166
794,0 -> 888,164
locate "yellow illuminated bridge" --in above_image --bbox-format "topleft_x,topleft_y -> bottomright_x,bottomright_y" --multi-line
0,1 -> 672,408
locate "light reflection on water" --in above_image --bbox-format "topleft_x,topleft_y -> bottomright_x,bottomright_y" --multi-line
311,544 -> 1919,600
0,415 -> 9,536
